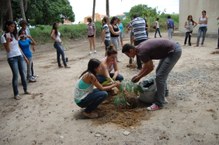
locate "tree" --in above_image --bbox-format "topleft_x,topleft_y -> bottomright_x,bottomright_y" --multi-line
129,4 -> 157,28
92,0 -> 96,21
26,0 -> 75,25
106,0 -> 109,16
0,0 -> 13,29
20,0 -> 27,21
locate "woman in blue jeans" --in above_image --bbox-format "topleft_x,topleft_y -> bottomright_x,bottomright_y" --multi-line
74,58 -> 120,118
1,20 -> 30,100
51,22 -> 70,68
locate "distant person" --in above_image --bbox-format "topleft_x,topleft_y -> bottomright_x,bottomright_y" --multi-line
215,16 -> 219,49
127,14 -> 147,69
118,18 -> 124,47
154,18 -> 162,38
50,22 -> 70,68
166,15 -> 174,40
126,22 -> 135,68
1,20 -> 30,100
18,30 -> 37,82
196,10 -> 208,47
96,45 -> 124,84
109,16 -> 120,51
87,17 -> 96,54
184,15 -> 197,46
19,20 -> 37,78
122,38 -> 182,111
101,16 -> 111,55
74,58 -> 120,118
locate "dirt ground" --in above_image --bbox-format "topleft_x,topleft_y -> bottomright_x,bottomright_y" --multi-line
0,32 -> 219,145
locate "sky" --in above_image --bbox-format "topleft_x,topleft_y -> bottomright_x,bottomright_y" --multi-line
69,0 -> 179,23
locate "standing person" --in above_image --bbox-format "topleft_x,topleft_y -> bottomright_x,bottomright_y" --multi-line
18,30 -> 37,82
96,45 -> 124,84
50,22 -> 70,68
74,58 -> 120,118
122,38 -> 182,111
126,23 -> 135,68
215,16 -> 219,49
19,20 -> 37,78
101,16 -> 111,55
154,18 -> 162,38
127,14 -> 148,70
184,15 -> 197,46
196,10 -> 208,47
87,17 -> 96,54
167,15 -> 174,40
109,16 -> 120,51
118,18 -> 124,47
1,20 -> 30,100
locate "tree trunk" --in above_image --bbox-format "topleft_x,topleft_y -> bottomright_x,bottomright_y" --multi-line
106,0 -> 109,17
92,0 -> 96,21
20,0 -> 27,21
7,0 -> 13,20
0,0 -> 8,29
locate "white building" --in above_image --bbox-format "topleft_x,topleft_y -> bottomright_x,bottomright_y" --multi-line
179,0 -> 219,35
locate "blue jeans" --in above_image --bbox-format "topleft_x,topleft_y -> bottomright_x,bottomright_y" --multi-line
154,28 -> 162,38
196,27 -> 207,46
77,89 -> 108,112
168,28 -> 173,40
8,55 -> 27,96
155,43 -> 182,107
54,42 -> 67,67
97,73 -> 124,84
104,40 -> 111,51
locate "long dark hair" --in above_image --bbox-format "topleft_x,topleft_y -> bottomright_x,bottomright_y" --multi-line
4,20 -> 18,39
187,15 -> 195,25
79,58 -> 101,78
51,22 -> 58,36
110,16 -> 118,25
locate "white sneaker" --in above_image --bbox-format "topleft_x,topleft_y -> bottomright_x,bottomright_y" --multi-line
89,51 -> 92,55
94,50 -> 97,53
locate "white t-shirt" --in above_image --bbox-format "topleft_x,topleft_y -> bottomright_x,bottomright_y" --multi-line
1,34 -> 22,58
55,32 -> 62,43
155,21 -> 160,28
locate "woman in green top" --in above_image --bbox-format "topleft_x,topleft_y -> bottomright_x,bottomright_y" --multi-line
74,58 -> 120,118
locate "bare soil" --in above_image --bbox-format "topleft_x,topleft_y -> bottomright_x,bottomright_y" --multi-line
0,33 -> 219,145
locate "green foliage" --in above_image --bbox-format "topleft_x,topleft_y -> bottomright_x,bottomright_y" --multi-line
29,21 -> 103,43
129,4 -> 157,19
26,0 -> 75,25
113,80 -> 143,109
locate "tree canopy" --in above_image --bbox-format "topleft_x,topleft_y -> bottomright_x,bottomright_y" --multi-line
0,0 -> 75,28
129,4 -> 157,19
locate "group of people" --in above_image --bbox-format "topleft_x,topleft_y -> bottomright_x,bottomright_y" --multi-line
1,10 -> 218,118
74,14 -> 183,118
0,20 -> 37,100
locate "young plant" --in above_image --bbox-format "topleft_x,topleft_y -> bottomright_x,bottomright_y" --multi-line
113,80 -> 143,109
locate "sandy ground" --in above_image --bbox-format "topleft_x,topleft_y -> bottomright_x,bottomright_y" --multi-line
0,32 -> 219,145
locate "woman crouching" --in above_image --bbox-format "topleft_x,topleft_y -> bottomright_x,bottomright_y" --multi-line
74,58 -> 120,118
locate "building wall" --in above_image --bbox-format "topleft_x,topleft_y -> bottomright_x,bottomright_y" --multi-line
179,0 -> 219,34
